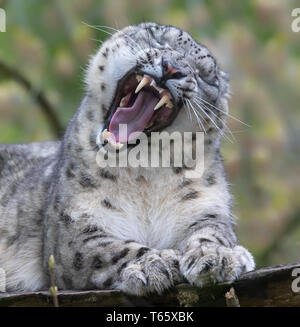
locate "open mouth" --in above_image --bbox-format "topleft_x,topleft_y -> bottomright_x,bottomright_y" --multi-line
101,68 -> 181,149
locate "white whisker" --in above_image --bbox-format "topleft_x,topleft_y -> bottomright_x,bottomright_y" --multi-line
191,99 -> 233,143
89,24 -> 145,53
192,98 -> 236,142
183,100 -> 192,121
90,38 -> 104,44
194,95 -> 250,127
187,99 -> 207,134
82,22 -> 144,55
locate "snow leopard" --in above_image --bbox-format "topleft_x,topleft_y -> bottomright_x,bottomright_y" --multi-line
0,22 -> 255,296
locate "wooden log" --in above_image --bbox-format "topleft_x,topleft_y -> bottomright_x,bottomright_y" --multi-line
0,262 -> 299,307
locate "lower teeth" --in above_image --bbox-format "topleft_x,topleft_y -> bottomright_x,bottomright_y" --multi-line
120,97 -> 127,107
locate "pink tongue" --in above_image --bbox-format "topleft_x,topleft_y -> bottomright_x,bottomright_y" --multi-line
109,91 -> 158,142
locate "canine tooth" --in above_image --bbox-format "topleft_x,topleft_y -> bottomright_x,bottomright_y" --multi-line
120,96 -> 127,107
135,76 -> 151,94
136,75 -> 143,82
154,94 -> 170,111
150,80 -> 156,87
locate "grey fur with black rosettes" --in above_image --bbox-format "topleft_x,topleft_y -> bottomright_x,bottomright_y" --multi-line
0,23 -> 254,295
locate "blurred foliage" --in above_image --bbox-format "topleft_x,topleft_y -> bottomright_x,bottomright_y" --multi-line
0,0 -> 299,267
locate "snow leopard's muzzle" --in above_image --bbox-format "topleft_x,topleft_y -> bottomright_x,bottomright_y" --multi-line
100,60 -> 185,149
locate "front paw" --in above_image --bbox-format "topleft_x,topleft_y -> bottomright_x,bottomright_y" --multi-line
116,249 -> 183,296
180,245 -> 255,287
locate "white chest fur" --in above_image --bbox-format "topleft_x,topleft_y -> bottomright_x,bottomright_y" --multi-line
70,166 -> 229,250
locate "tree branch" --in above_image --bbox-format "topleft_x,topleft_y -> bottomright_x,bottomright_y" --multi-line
225,287 -> 240,307
0,60 -> 63,138
0,262 -> 299,307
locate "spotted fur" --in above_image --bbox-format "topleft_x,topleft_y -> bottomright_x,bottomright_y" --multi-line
0,23 -> 254,295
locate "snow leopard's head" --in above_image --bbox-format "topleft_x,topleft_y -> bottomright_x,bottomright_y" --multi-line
85,22 -> 230,148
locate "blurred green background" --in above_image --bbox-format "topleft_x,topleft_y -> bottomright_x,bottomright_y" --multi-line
0,0 -> 299,268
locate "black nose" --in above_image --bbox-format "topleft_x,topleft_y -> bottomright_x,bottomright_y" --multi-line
160,57 -> 186,85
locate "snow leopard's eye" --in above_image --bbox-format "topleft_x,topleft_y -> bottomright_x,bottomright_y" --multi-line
171,71 -> 186,80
